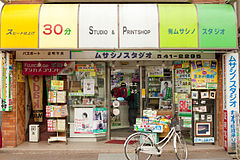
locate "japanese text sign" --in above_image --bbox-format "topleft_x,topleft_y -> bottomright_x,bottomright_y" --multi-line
197,4 -> 237,48
39,4 -> 78,48
22,61 -> 71,75
159,4 -> 198,48
224,53 -> 239,152
119,4 -> 158,49
1,4 -> 40,48
191,60 -> 217,89
178,99 -> 192,117
79,4 -> 118,49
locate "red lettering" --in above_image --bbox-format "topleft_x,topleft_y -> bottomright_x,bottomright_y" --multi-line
43,24 -> 52,35
54,24 -> 63,35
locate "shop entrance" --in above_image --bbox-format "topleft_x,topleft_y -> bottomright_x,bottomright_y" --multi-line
110,64 -> 140,138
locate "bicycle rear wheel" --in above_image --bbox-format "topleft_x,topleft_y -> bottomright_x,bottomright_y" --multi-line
174,133 -> 188,160
124,132 -> 153,160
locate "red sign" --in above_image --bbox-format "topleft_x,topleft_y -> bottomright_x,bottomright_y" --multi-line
23,61 -> 70,75
224,110 -> 228,151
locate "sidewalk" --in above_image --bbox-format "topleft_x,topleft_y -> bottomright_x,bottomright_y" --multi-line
0,140 -> 225,154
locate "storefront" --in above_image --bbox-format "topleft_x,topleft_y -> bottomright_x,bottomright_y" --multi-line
0,3 -> 238,148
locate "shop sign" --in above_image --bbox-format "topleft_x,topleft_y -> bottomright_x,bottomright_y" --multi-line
191,60 -> 217,89
113,100 -> 120,108
22,61 -> 74,75
223,53 -> 239,152
159,4 -> 198,48
1,5 -> 40,48
39,4 -> 78,48
197,4 -> 237,48
28,75 -> 43,122
16,51 -> 70,60
194,137 -> 214,143
79,4 -> 118,49
71,51 -> 216,61
175,68 -> 191,79
119,4 -> 158,49
0,53 -> 13,111
93,108 -> 107,134
178,99 -> 192,117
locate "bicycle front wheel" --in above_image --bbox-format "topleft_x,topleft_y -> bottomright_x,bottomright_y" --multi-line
124,132 -> 153,160
174,133 -> 188,160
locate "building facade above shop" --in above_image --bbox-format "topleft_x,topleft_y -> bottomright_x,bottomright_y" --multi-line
0,4 -> 237,50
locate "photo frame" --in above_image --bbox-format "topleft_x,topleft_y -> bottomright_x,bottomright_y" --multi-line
193,106 -> 199,112
201,92 -> 209,99
193,100 -> 198,105
195,122 -> 211,137
209,91 -> 216,99
199,106 -> 207,112
200,100 -> 206,105
192,91 -> 198,99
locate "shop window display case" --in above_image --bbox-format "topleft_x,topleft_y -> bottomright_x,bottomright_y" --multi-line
67,62 -> 107,140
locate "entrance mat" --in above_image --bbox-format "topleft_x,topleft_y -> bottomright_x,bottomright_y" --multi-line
105,140 -> 136,144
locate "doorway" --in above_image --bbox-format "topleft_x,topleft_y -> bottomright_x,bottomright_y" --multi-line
110,64 -> 140,138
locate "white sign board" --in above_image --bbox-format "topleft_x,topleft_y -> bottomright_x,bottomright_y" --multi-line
79,4 -> 118,49
119,4 -> 159,49
74,108 -> 93,134
223,53 -> 239,152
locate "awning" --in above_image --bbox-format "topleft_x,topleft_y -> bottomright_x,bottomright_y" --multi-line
0,4 -> 237,50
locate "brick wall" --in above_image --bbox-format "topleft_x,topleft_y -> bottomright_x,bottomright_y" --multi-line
2,53 -> 17,147
217,54 -> 223,146
17,80 -> 25,145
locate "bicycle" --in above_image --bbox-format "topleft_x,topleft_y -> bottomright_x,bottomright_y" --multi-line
124,118 -> 188,160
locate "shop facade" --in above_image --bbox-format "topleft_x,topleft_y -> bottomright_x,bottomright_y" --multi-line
0,3 -> 238,152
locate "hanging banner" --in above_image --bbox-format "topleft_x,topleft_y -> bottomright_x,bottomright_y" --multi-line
119,4 -> 158,49
74,108 -> 93,134
28,75 -> 43,122
0,53 -> 13,111
191,60 -> 218,89
93,108 -> 107,134
79,4 -> 118,49
223,53 -> 239,152
22,61 -> 74,75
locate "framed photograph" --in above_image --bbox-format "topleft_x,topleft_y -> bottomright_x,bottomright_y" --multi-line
201,114 -> 205,120
195,122 -> 211,137
201,92 -> 209,99
199,106 -> 207,112
194,114 -> 199,121
207,115 -> 212,122
193,100 -> 198,105
193,106 -> 199,112
209,91 -> 216,99
200,100 -> 206,105
192,91 -> 198,99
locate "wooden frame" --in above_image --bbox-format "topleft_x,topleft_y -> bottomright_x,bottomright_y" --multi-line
209,91 -> 216,99
195,122 -> 211,137
200,91 -> 209,99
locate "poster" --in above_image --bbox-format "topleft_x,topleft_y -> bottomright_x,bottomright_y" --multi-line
178,99 -> 192,117
83,79 -> 95,95
160,81 -> 172,100
74,108 -> 93,133
191,60 -> 217,89
183,118 -> 192,128
17,62 -> 25,82
28,75 -> 43,122
93,108 -> 107,134
51,80 -> 64,91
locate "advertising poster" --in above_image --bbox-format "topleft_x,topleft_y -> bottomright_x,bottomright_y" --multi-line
178,99 -> 192,117
74,108 -> 93,134
28,75 -> 43,122
191,60 -> 217,89
17,62 -> 25,82
93,108 -> 107,134
51,80 -> 64,91
83,79 -> 95,95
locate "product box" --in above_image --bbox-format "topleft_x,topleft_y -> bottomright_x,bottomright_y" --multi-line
134,124 -> 163,133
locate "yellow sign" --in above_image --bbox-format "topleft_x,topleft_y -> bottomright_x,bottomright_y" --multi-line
28,75 -> 43,122
159,4 -> 198,48
51,80 -> 64,90
17,62 -> 25,82
191,61 -> 218,89
1,4 -> 40,48
39,4 -> 78,48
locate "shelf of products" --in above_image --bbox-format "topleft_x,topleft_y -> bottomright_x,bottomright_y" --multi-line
46,79 -> 68,144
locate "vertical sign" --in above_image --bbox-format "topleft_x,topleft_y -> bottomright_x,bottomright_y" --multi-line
1,5 -> 40,48
224,53 -> 239,152
159,4 -> 198,48
223,54 -> 227,151
119,4 -> 158,49
79,4 -> 118,49
28,75 -> 43,122
39,4 -> 78,48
